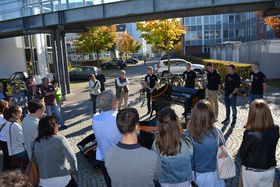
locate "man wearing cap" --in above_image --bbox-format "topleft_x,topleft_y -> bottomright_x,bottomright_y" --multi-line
143,66 -> 159,115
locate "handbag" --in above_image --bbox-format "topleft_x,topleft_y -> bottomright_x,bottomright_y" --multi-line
216,129 -> 236,179
24,142 -> 40,187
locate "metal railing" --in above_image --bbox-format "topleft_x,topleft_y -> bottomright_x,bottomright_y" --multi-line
0,0 -> 126,22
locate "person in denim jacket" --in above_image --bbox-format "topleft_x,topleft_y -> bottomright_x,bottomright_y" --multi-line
187,100 -> 225,187
152,107 -> 193,186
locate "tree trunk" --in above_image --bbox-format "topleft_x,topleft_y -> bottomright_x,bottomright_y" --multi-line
96,52 -> 100,67
167,51 -> 171,73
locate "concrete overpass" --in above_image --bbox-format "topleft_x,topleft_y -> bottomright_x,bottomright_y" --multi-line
0,0 -> 279,96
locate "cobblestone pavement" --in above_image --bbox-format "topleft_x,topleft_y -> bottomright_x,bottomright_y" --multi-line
0,62 -> 279,187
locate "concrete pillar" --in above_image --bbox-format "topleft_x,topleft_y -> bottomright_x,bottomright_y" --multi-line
35,34 -> 49,76
61,33 -> 71,94
55,29 -> 66,97
51,34 -> 60,83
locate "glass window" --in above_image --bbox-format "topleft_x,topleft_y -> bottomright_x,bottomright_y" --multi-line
210,25 -> 215,31
210,16 -> 215,24
216,24 -> 221,30
204,16 -> 209,25
197,31 -> 202,40
216,15 -> 221,24
197,17 -> 202,25
223,30 -> 228,38
204,31 -> 209,39
191,17 -> 196,25
210,31 -> 215,39
235,15 -> 240,23
204,25 -> 209,30
185,18 -> 190,25
223,14 -> 229,23
46,35 -> 52,47
190,26 -> 197,31
215,31 -> 221,39
197,26 -> 202,31
229,15 -> 234,23
24,36 -> 30,48
229,30 -> 234,38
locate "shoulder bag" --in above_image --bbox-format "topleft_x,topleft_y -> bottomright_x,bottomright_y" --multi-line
216,129 -> 236,179
24,142 -> 40,186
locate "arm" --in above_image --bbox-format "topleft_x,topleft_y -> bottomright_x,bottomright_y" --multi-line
61,136 -> 78,172
263,83 -> 267,93
45,91 -> 55,96
154,155 -> 161,181
239,131 -> 254,161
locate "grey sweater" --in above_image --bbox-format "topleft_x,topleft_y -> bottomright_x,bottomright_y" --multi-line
34,135 -> 78,179
105,142 -> 161,187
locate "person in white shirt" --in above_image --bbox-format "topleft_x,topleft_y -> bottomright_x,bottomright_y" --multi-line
0,100 -> 10,171
5,105 -> 29,170
89,74 -> 101,114
93,90 -> 121,187
115,70 -> 129,110
22,100 -> 45,160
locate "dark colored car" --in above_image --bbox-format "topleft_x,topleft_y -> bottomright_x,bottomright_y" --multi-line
69,66 -> 98,81
126,58 -> 139,64
101,59 -> 127,69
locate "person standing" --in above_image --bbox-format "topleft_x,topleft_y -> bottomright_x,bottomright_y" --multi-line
96,69 -> 106,92
240,99 -> 279,187
0,100 -> 10,171
0,83 -> 6,100
144,66 -> 159,115
206,63 -> 221,120
41,77 -> 66,129
22,100 -> 45,160
92,91 -> 121,187
115,70 -> 129,110
105,108 -> 161,187
89,74 -> 101,114
26,76 -> 36,103
52,80 -> 63,112
248,62 -> 267,104
9,84 -> 28,118
222,64 -> 240,125
183,62 -> 197,88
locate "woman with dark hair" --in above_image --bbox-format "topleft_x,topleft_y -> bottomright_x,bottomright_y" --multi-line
187,100 -> 225,187
152,107 -> 193,186
0,100 -> 10,171
34,116 -> 78,187
5,105 -> 29,170
240,99 -> 279,187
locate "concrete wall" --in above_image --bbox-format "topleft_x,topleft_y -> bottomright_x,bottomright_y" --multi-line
0,37 -> 26,79
210,40 -> 280,79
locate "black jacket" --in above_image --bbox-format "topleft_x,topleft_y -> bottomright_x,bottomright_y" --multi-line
240,125 -> 279,169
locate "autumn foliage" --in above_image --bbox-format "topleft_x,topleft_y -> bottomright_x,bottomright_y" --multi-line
264,16 -> 280,37
117,33 -> 142,58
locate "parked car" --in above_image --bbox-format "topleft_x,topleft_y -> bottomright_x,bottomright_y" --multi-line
101,59 -> 127,69
155,58 -> 205,76
126,58 -> 139,64
69,66 -> 98,80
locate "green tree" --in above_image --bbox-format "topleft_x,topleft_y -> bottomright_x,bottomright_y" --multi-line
74,25 -> 117,67
137,19 -> 187,72
117,33 -> 142,59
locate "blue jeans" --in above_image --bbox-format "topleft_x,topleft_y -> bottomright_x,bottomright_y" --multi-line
90,94 -> 98,114
46,104 -> 65,126
248,93 -> 263,104
224,96 -> 237,120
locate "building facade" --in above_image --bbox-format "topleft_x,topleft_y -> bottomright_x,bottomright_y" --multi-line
183,12 -> 276,56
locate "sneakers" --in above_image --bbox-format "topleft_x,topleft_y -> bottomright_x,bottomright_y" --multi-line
221,119 -> 230,124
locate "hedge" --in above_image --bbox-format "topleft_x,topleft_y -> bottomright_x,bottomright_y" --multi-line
185,56 -> 251,81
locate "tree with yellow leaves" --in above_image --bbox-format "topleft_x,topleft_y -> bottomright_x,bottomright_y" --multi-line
264,16 -> 280,37
137,19 -> 187,72
74,25 -> 117,67
117,33 -> 142,59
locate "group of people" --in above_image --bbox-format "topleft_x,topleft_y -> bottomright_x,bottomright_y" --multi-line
91,89 -> 278,187
0,99 -> 78,186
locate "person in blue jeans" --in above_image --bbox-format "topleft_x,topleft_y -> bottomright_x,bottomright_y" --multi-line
222,64 -> 240,125
41,78 -> 66,130
248,62 -> 267,104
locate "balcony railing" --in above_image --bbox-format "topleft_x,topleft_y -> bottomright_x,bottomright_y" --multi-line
0,0 -> 126,22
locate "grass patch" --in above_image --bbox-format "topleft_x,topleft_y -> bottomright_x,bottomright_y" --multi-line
267,79 -> 280,89
70,81 -> 88,90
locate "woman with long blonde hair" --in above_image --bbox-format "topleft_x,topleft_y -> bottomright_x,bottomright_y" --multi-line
187,100 -> 225,187
240,99 -> 279,187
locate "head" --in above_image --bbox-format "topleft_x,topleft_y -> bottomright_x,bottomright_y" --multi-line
0,170 -> 32,187
188,100 -> 215,142
147,66 -> 154,75
42,77 -> 50,87
120,70 -> 126,79
12,84 -> 21,94
52,80 -> 59,88
245,99 -> 274,131
28,100 -> 45,118
228,64 -> 236,75
155,107 -> 182,156
28,76 -> 34,84
97,90 -> 117,112
0,100 -> 9,115
36,116 -> 59,142
251,62 -> 259,72
116,108 -> 140,135
4,105 -> 22,122
89,74 -> 96,81
0,82 -> 3,93
206,63 -> 214,73
186,62 -> 192,71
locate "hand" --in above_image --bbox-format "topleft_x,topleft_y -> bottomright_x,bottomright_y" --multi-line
150,88 -> 154,93
229,94 -> 233,99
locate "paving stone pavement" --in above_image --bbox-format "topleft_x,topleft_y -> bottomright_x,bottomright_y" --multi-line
0,63 -> 279,187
